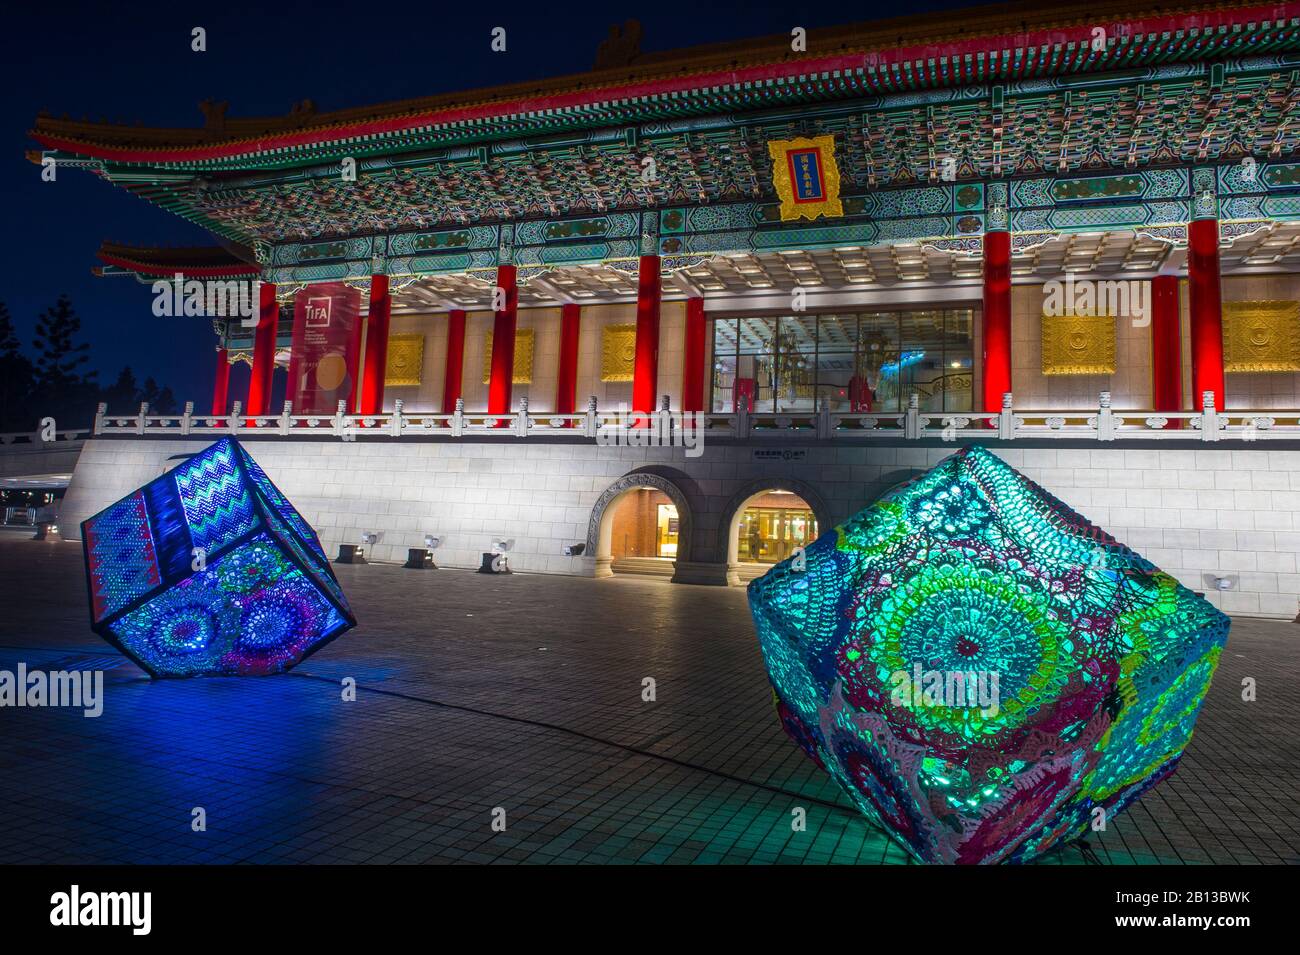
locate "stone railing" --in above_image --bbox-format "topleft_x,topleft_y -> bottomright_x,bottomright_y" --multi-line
90,391 -> 1300,443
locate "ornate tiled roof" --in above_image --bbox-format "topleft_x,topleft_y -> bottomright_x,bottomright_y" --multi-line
30,1 -> 1300,270
31,1 -> 1297,170
94,241 -> 260,279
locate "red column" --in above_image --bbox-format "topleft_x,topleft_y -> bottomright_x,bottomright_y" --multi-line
556,303 -> 581,416
442,309 -> 467,414
487,264 -> 518,416
981,230 -> 1012,414
359,274 -> 391,415
247,283 -> 277,416
211,348 -> 230,416
1150,275 -> 1182,422
682,296 -> 707,412
1188,218 -> 1226,411
632,255 -> 662,416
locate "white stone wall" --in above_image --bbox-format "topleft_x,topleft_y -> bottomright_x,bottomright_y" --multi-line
59,437 -> 1300,620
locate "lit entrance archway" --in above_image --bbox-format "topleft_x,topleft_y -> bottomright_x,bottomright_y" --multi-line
586,470 -> 694,581
606,487 -> 680,577
717,479 -> 831,586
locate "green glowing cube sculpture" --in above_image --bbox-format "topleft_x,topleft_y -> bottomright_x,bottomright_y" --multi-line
747,446 -> 1228,864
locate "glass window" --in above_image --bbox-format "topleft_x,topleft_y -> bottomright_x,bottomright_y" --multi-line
773,315 -> 817,413
813,314 -> 857,412
737,498 -> 819,564
656,504 -> 679,558
737,317 -> 777,412
708,308 -> 974,414
711,318 -> 738,413
856,312 -> 904,413
940,309 -> 975,413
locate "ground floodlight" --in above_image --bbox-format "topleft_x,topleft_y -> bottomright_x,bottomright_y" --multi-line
82,437 -> 356,678
747,445 -> 1229,864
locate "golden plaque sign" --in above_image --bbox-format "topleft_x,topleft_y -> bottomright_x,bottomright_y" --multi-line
767,135 -> 843,222
601,324 -> 637,382
1041,313 -> 1117,376
1222,301 -> 1300,372
482,328 -> 534,384
384,333 -> 425,386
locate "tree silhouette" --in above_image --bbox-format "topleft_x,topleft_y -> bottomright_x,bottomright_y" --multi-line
33,294 -> 95,388
31,295 -> 99,429
100,366 -> 140,413
139,376 -> 178,415
0,302 -> 36,432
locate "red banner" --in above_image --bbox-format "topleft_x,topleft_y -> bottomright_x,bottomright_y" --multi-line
288,283 -> 362,416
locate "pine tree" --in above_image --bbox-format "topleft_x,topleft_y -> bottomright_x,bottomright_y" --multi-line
33,294 -> 94,388
139,376 -> 178,415
31,294 -> 98,429
0,302 -> 36,432
100,366 -> 140,413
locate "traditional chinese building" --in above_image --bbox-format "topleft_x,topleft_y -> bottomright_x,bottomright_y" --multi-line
29,1 -> 1300,618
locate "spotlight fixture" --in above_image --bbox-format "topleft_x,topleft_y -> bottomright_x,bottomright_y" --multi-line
480,537 -> 514,575
563,542 -> 586,557
335,543 -> 367,564
406,534 -> 441,570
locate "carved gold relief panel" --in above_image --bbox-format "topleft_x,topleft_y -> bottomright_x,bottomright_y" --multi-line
601,324 -> 637,382
384,334 -> 425,386
1222,301 -> 1300,372
1041,313 -> 1117,376
481,328 -> 534,384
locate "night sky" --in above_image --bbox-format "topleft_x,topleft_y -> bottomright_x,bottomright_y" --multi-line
2,0 -> 984,406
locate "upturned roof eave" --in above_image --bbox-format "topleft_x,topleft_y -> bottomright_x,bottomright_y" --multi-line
29,0 -> 1293,169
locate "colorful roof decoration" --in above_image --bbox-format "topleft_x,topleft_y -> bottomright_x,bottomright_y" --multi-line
30,2 -> 1299,170
26,1 -> 1300,273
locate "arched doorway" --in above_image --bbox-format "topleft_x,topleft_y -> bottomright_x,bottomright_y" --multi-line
586,470 -> 694,582
718,479 -> 831,586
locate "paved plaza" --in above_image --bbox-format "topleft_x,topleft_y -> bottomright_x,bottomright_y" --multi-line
0,538 -> 1296,865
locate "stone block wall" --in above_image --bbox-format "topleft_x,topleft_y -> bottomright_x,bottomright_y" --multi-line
58,436 -> 1300,619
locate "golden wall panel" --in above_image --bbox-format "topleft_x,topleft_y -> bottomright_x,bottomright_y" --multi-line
481,328 -> 534,384
385,333 -> 425,386
1041,313 -> 1117,375
601,324 -> 637,382
1223,301 -> 1300,372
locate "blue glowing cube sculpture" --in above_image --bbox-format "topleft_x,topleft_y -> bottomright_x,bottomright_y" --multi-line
82,438 -> 355,677
748,446 -> 1229,864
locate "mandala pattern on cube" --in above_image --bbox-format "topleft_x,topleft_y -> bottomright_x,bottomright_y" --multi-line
82,438 -> 355,677
747,445 -> 1229,864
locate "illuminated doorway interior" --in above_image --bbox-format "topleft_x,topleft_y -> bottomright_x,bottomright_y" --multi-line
609,487 -> 678,575
736,491 -> 818,568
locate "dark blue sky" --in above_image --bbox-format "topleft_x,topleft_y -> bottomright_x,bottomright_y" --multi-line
3,0 -> 979,405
